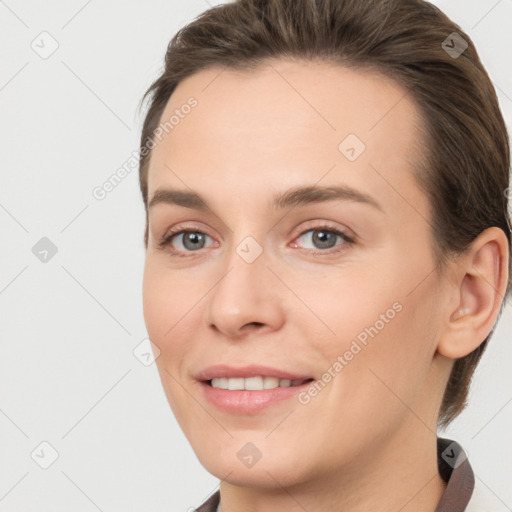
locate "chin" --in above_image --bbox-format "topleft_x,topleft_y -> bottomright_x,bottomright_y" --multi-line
203,459 -> 300,489
192,438 -> 309,489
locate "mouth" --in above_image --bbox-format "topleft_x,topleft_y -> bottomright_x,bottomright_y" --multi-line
204,376 -> 315,390
199,377 -> 316,414
194,365 -> 316,413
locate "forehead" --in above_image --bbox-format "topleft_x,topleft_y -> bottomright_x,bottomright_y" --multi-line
147,58 -> 428,220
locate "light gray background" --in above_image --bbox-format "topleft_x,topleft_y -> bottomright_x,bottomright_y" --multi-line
1,1 -> 511,511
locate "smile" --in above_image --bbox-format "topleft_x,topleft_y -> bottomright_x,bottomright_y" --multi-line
209,376 -> 313,390
200,378 -> 315,414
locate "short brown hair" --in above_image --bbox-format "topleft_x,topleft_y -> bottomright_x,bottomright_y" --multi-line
138,0 -> 511,428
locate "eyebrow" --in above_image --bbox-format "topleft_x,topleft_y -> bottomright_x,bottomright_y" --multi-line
148,184 -> 383,213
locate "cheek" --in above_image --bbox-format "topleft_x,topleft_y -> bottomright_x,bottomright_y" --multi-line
141,259 -> 193,348
338,286 -> 438,415
142,262 -> 168,338
142,263 -> 193,419
313,261 -> 437,406
297,262 -> 398,345
142,258 -> 192,332
142,259 -> 205,373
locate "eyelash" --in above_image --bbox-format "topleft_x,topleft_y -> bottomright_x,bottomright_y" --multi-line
157,222 -> 356,257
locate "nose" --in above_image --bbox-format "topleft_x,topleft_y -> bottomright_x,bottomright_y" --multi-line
204,242 -> 286,340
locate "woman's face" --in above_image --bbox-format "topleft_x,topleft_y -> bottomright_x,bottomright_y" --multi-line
142,59 -> 453,487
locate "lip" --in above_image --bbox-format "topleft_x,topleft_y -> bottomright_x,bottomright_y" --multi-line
199,380 -> 314,414
194,364 -> 315,414
194,364 -> 314,382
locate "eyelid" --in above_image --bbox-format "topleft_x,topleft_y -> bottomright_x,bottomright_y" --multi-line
291,219 -> 355,243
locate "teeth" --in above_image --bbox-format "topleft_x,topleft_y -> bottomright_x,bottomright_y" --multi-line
210,376 -> 307,390
263,377 -> 279,389
227,377 -> 244,390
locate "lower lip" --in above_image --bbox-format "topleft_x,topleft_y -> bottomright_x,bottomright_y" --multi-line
199,380 -> 313,414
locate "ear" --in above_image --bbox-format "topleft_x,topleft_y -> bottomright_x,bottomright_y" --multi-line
436,227 -> 510,359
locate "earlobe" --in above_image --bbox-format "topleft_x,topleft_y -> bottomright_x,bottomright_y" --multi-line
436,227 -> 509,360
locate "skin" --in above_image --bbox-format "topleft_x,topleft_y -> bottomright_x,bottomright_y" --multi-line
142,59 -> 509,512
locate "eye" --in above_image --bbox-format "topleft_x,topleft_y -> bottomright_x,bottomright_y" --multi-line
158,227 -> 216,255
291,223 -> 355,253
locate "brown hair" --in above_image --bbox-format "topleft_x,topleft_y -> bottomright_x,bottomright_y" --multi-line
138,0 -> 511,428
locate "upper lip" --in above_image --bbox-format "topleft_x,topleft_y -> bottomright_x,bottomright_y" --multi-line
195,364 -> 314,382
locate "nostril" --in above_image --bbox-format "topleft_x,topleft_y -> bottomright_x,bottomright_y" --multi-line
247,322 -> 264,328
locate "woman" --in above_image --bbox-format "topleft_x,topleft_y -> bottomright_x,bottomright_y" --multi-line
138,0 -> 511,510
